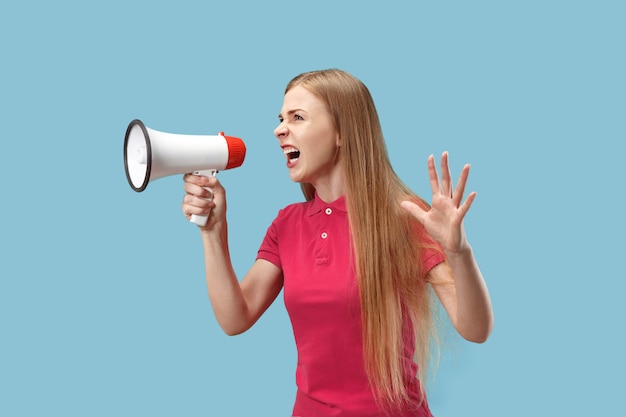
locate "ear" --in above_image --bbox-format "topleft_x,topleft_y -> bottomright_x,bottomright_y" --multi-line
336,134 -> 342,147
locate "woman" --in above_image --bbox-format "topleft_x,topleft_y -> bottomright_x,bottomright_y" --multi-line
181,69 -> 493,416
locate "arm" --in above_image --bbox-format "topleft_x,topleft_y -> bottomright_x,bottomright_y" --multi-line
428,255 -> 493,343
182,174 -> 283,335
401,152 -> 494,343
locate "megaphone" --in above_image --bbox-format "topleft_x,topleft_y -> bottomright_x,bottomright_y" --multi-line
124,119 -> 246,226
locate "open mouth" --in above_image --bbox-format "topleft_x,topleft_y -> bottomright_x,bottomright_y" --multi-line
283,146 -> 301,163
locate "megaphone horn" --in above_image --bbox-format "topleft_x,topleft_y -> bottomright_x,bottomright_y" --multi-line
124,119 -> 246,226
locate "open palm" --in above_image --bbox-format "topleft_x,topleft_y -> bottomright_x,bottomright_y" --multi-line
401,152 -> 476,254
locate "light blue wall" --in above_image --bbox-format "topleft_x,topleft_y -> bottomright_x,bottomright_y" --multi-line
1,1 -> 624,415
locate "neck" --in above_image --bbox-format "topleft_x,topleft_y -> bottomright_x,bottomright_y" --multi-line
310,172 -> 345,203
315,186 -> 344,203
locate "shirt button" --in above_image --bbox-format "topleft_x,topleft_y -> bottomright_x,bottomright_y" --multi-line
321,232 -> 328,239
325,208 -> 332,215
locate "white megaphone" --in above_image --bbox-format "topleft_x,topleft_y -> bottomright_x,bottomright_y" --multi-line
124,119 -> 247,227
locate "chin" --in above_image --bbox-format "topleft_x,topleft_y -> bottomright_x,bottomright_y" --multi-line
288,168 -> 305,183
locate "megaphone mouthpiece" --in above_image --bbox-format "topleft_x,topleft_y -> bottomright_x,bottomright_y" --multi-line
223,134 -> 247,169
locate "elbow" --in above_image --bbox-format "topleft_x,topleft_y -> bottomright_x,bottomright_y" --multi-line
459,316 -> 494,344
464,331 -> 491,344
223,329 -> 245,337
219,322 -> 249,336
217,316 -> 254,336
211,305 -> 255,336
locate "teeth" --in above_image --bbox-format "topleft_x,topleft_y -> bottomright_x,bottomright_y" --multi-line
283,146 -> 300,162
283,147 -> 299,155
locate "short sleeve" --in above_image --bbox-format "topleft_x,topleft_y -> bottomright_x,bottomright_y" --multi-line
256,215 -> 282,269
415,223 -> 446,274
422,244 -> 446,273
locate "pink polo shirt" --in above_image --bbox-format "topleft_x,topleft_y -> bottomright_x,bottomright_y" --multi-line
257,193 -> 445,417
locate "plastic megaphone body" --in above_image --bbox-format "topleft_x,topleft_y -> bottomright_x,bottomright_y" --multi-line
124,119 -> 246,226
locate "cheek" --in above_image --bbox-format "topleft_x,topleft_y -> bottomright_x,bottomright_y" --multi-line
313,142 -> 339,164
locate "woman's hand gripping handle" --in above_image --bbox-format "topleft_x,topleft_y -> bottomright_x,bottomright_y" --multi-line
183,170 -> 218,228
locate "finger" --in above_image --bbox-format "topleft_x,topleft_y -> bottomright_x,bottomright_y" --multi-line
183,181 -> 213,199
440,151 -> 452,197
182,204 -> 212,220
182,194 -> 214,217
400,200 -> 428,224
426,154 -> 441,196
183,173 -> 204,185
457,191 -> 477,219
452,164 -> 471,207
184,193 -> 214,209
183,194 -> 213,212
183,173 -> 216,188
182,203 -> 208,220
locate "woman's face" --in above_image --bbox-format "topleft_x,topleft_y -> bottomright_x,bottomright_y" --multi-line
274,85 -> 341,186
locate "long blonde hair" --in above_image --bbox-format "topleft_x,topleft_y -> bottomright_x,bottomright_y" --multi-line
285,69 -> 447,409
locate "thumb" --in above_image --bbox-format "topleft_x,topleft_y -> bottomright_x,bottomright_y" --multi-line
400,200 -> 427,224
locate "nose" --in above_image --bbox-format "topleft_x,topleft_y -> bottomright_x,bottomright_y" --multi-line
274,121 -> 287,139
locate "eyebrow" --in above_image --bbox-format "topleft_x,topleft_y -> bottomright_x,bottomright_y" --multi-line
278,109 -> 304,119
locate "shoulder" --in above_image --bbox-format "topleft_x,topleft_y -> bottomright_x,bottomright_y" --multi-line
273,199 -> 317,223
264,200 -> 316,239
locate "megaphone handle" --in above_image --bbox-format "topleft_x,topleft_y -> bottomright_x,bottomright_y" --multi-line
190,169 -> 217,227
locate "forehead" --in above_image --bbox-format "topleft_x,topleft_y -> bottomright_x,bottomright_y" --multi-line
281,85 -> 327,113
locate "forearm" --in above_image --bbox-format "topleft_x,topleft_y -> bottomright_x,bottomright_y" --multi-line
445,245 -> 494,343
200,226 -> 252,335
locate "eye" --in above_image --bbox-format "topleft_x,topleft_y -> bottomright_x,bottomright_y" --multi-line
294,113 -> 304,121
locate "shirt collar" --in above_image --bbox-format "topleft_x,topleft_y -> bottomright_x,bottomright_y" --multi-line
307,192 -> 347,216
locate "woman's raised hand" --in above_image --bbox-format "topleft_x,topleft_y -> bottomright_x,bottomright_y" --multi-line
401,152 -> 476,254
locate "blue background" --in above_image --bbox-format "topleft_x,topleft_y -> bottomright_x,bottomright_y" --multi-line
1,1 -> 624,415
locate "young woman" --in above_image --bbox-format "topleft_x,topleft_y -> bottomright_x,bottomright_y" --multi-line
181,69 -> 494,416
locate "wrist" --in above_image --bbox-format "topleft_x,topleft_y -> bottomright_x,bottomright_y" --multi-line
444,243 -> 473,260
200,222 -> 228,241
